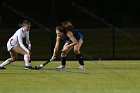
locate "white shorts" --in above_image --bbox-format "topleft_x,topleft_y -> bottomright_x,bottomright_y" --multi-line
7,39 -> 18,51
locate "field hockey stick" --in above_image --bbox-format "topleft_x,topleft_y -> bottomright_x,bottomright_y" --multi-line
39,59 -> 51,68
35,56 -> 57,70
33,59 -> 51,70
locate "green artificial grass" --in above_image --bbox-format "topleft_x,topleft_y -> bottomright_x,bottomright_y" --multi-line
0,61 -> 140,93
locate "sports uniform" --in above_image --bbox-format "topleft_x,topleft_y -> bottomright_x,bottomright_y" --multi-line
7,27 -> 31,53
0,27 -> 31,69
57,29 -> 85,69
65,29 -> 84,44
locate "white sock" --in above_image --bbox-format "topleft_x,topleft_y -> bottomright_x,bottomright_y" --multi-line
0,58 -> 13,67
29,62 -> 32,66
24,54 -> 29,67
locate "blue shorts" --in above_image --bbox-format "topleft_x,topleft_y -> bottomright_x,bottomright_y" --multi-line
66,31 -> 84,44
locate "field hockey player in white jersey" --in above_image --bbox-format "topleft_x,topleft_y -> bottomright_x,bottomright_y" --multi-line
0,20 -> 32,70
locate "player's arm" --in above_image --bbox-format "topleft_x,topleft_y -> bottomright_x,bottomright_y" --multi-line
18,31 -> 29,54
26,32 -> 31,50
53,36 -> 60,56
66,31 -> 78,48
51,36 -> 60,60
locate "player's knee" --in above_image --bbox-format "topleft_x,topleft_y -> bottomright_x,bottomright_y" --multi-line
61,51 -> 67,57
24,52 -> 28,55
23,51 -> 30,57
21,50 -> 28,55
74,49 -> 80,55
11,57 -> 16,62
62,50 -> 67,54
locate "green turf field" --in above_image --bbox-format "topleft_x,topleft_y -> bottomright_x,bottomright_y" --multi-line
0,61 -> 140,93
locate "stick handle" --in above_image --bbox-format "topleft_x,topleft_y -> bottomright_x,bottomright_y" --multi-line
43,59 -> 51,67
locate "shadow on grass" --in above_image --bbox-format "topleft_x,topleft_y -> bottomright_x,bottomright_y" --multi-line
46,68 -> 90,75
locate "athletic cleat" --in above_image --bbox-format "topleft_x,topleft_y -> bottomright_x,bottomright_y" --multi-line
24,67 -> 30,70
56,65 -> 65,69
24,66 -> 33,70
0,67 -> 6,69
78,65 -> 85,69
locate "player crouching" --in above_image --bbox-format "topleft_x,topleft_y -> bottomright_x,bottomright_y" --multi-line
0,20 -> 32,70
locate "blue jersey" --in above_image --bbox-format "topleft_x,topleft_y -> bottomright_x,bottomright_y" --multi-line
73,29 -> 84,40
65,29 -> 84,44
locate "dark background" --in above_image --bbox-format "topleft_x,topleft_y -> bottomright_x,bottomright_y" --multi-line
0,0 -> 140,60
1,0 -> 140,28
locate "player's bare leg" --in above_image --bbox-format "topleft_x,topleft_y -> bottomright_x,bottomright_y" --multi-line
12,45 -> 31,69
0,50 -> 17,69
56,43 -> 73,69
0,45 -> 31,69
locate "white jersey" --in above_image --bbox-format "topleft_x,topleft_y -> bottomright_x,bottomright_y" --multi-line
7,28 -> 31,53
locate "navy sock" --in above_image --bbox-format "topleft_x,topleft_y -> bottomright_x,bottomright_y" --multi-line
61,57 -> 66,65
76,54 -> 84,65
